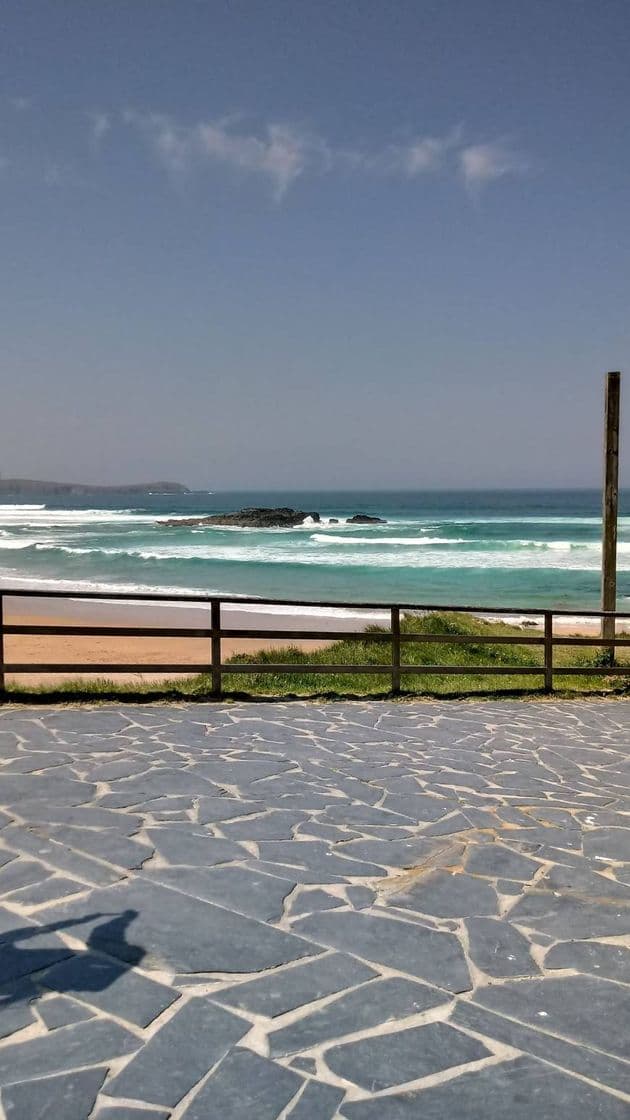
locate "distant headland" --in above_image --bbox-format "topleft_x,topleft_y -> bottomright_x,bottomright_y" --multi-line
0,478 -> 191,496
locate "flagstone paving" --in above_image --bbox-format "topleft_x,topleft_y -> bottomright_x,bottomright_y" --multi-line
0,701 -> 629,1117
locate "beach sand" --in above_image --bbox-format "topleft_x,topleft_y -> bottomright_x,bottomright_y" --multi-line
1,596 -> 386,688
0,595 -> 618,688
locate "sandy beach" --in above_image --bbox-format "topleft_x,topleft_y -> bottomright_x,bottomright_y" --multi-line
0,595 -> 619,688
1,596 -> 388,687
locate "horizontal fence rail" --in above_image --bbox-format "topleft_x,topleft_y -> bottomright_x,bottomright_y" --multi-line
1,587 -> 630,695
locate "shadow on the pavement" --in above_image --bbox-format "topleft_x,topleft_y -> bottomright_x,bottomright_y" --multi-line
0,909 -> 143,1013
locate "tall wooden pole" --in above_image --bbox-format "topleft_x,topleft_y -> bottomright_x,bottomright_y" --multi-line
601,371 -> 621,647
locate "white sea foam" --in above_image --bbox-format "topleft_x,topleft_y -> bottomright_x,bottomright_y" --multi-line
310,534 -> 466,545
11,539 -> 621,571
0,508 -> 161,528
0,503 -> 46,510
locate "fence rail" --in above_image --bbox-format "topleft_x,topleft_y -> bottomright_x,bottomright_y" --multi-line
0,587 -> 629,695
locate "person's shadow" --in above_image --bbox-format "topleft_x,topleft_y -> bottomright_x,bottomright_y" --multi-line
0,909 -> 144,1014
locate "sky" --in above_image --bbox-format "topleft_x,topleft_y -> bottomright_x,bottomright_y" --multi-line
1,0 -> 629,489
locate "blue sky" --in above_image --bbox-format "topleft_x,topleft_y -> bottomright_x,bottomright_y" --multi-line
1,1 -> 629,488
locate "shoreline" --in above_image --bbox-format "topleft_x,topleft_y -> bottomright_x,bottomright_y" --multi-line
0,595 -> 622,688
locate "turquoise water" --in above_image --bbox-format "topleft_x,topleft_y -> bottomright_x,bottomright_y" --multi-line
1,489 -> 629,610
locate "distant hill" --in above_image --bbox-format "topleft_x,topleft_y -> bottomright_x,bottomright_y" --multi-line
0,478 -> 191,496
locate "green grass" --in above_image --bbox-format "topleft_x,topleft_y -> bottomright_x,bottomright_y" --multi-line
4,611 -> 630,702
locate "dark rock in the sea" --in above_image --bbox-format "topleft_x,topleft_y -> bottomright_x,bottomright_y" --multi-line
159,507 -> 321,529
346,514 -> 386,524
329,518 -> 339,524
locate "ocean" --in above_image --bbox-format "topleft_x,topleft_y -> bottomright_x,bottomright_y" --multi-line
0,489 -> 628,611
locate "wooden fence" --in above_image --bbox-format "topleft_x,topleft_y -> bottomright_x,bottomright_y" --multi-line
1,587 -> 630,695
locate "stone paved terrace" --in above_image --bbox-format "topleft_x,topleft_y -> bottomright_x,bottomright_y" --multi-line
0,702 -> 629,1118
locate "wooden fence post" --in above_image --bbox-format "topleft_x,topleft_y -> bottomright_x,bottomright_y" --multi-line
391,606 -> 401,693
544,610 -> 553,693
602,371 -> 621,659
211,598 -> 222,697
0,595 -> 4,694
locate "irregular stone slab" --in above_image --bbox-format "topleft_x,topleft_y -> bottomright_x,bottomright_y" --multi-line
476,975 -> 630,1058
583,827 -> 630,861
222,810 -> 306,840
43,952 -> 179,1027
334,838 -> 435,869
380,795 -> 453,823
465,917 -> 539,977
0,774 -> 96,807
347,886 -> 376,910
328,1020 -> 489,1090
257,841 -> 386,879
465,844 -> 541,881
147,865 -> 296,922
180,1048 -> 303,1120
0,1018 -> 139,1086
0,982 -> 37,1040
44,879 -> 320,973
5,876 -> 85,907
288,1080 -> 345,1119
107,770 -> 221,804
452,1001 -> 630,1097
40,825 -> 152,871
247,858 -> 363,887
193,758 -> 294,786
390,871 -> 498,919
2,753 -> 70,774
269,977 -> 449,1057
508,893 -> 630,939
196,796 -> 263,825
339,1055 -> 630,1118
147,828 -> 246,867
319,803 -> 415,829
292,911 -> 471,992
290,890 -> 344,916
215,952 -> 377,1017
94,1109 -> 169,1120
419,811 -> 473,837
0,859 -> 51,894
106,996 -> 248,1108
545,940 -> 630,983
36,994 -> 95,1029
501,826 -> 582,851
41,710 -> 129,734
1,1066 -> 106,1120
2,825 -> 123,887
537,862 -> 630,903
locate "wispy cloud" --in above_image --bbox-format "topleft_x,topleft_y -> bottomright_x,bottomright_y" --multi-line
4,102 -> 530,201
9,96 -> 31,112
459,140 -> 529,191
124,111 -> 326,199
87,111 -> 111,148
123,112 -> 480,198
124,112 -> 530,200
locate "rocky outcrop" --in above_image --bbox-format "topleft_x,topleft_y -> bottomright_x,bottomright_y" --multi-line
159,507 -> 321,529
346,514 -> 386,524
160,507 -> 389,529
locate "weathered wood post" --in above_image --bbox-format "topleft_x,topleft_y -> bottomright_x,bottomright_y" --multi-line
601,371 -> 621,655
0,595 -> 4,693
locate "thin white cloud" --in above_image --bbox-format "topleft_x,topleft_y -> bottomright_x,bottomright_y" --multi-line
124,111 -> 325,199
124,110 -> 529,200
9,96 -> 31,112
459,140 -> 529,190
88,111 -> 111,148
